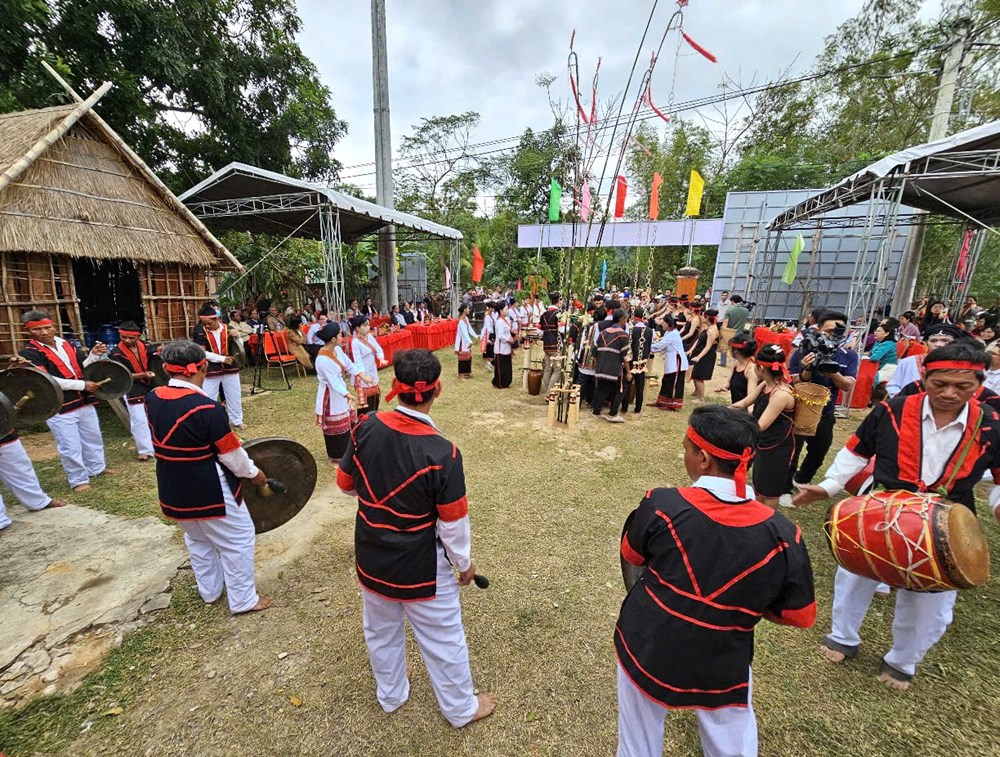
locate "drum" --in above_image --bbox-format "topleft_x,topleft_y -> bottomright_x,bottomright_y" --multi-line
825,490 -> 990,592
526,369 -> 543,396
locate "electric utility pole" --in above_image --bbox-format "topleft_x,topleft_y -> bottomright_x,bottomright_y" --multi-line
372,0 -> 398,311
892,23 -> 970,313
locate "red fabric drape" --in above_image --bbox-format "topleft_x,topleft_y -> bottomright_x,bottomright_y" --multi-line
614,175 -> 627,218
472,245 -> 485,282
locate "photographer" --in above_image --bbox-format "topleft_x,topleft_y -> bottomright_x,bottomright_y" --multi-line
789,310 -> 858,486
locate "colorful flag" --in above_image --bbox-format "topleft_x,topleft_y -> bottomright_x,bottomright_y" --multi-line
685,170 -> 705,217
581,183 -> 592,222
614,175 -> 627,218
781,234 -> 805,285
445,266 -> 451,290
548,178 -> 562,222
649,172 -> 663,220
472,245 -> 485,283
600,259 -> 607,289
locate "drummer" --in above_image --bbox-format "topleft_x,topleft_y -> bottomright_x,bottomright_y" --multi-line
145,340 -> 272,614
794,342 -> 1000,690
19,309 -> 113,492
192,303 -> 245,429
109,320 -> 156,461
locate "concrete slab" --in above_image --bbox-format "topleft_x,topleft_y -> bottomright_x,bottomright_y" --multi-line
0,504 -> 186,703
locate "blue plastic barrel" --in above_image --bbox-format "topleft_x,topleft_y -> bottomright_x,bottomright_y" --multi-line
98,323 -> 119,347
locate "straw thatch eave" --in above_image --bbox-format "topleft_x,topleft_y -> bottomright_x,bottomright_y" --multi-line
0,100 -> 242,271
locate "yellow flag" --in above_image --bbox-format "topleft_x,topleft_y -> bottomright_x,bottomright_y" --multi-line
685,170 -> 705,217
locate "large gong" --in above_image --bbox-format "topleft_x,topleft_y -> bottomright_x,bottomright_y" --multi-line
242,437 -> 318,534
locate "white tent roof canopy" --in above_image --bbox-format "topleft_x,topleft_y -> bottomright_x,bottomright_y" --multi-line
768,120 -> 1000,230
179,162 -> 462,243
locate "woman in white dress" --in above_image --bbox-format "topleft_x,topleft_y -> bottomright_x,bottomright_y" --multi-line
492,302 -> 515,389
314,323 -> 368,463
454,304 -> 479,378
651,314 -> 690,410
350,315 -> 388,414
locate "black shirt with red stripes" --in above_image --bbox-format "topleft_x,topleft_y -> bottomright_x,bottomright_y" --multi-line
845,392 -> 1000,511
594,324 -> 630,381
540,307 -> 561,353
110,340 -> 155,404
192,323 -> 240,376
145,385 -> 244,520
616,486 -> 816,709
20,339 -> 98,414
337,410 -> 469,601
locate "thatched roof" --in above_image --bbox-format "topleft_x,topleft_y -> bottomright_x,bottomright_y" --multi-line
0,102 -> 241,270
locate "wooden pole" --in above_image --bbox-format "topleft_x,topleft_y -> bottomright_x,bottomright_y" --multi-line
0,82 -> 112,195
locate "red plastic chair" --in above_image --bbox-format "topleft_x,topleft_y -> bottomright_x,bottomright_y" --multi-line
263,331 -> 304,378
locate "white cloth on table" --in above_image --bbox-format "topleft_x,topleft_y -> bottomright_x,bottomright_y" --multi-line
0,438 -> 52,529
616,663 -> 758,757
827,567 -> 957,676
361,547 -> 478,727
127,403 -> 154,456
46,405 -> 105,487
203,372 -> 244,426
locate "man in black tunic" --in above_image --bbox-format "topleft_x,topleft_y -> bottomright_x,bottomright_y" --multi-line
616,406 -> 816,757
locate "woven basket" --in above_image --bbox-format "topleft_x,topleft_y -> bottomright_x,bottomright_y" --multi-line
792,382 -> 831,437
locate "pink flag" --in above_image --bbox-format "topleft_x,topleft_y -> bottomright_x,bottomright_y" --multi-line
581,183 -> 592,222
956,230 -> 974,280
445,265 -> 451,290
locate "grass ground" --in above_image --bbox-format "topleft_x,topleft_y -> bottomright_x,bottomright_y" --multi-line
1,353 -> 999,756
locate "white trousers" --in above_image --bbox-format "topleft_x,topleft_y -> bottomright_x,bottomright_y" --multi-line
176,464 -> 258,613
127,402 -> 154,456
0,439 -> 51,529
204,373 -> 244,426
45,405 -> 106,487
828,566 -> 957,676
361,549 -> 479,728
617,664 -> 758,757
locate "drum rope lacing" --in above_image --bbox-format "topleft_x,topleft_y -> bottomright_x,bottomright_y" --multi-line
827,491 -> 948,591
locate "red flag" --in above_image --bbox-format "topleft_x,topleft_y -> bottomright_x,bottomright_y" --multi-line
682,32 -> 717,63
614,176 -> 627,218
649,172 -> 663,220
472,245 -> 485,282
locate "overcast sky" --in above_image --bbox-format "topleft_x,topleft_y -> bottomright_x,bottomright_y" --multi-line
298,0 -> 938,196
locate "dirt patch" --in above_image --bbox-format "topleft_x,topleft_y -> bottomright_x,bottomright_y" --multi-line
17,431 -> 59,461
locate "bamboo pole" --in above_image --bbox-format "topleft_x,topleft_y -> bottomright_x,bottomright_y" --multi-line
41,61 -> 242,272
0,82 -> 112,195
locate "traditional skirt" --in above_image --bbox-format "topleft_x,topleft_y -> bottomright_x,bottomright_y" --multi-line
319,389 -> 356,460
493,353 -> 513,388
483,341 -> 495,360
654,371 -> 685,410
357,385 -> 381,415
457,350 -> 472,376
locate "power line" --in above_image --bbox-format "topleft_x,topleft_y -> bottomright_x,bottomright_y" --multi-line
338,43 -> 942,181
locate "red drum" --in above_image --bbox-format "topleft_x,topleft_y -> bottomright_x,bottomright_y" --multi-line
825,490 -> 990,592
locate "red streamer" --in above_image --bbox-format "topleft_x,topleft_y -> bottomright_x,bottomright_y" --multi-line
682,32 -> 717,63
614,175 -> 627,218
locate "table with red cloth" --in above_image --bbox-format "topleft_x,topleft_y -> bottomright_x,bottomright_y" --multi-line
370,315 -> 390,329
850,359 -> 880,409
374,330 -> 414,366
753,327 -> 796,357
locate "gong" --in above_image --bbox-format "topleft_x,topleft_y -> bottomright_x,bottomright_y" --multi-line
148,351 -> 170,387
228,334 -> 247,368
0,366 -> 64,427
242,437 -> 318,534
82,360 -> 134,401
0,391 -> 17,437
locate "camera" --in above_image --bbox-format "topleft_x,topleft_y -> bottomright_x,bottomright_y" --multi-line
801,326 -> 845,374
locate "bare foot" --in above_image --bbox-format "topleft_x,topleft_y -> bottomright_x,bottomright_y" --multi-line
73,484 -> 92,493
44,499 -> 68,508
876,671 -> 910,691
234,595 -> 273,614
467,692 -> 497,724
137,455 -> 150,461
820,644 -> 847,663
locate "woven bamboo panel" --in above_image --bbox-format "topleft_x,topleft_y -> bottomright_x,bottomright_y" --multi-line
0,252 -> 81,356
140,262 -> 210,344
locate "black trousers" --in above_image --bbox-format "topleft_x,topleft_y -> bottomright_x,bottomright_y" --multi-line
792,413 -> 837,484
493,353 -> 513,388
622,373 -> 645,412
592,378 -> 623,416
576,370 -> 595,407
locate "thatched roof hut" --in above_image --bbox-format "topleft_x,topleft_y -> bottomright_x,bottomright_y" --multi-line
0,91 -> 240,353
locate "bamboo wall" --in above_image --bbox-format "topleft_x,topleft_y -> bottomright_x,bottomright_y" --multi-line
0,253 -> 211,355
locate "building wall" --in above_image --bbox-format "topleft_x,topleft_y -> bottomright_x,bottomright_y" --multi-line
0,252 -> 82,355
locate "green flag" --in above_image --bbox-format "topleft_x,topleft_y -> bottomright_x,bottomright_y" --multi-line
548,178 -> 562,222
781,233 -> 805,285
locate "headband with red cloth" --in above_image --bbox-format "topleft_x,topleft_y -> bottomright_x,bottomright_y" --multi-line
198,314 -> 218,322
923,359 -> 985,373
385,378 -> 440,403
759,360 -> 791,382
686,425 -> 754,498
163,359 -> 207,377
24,319 -> 53,329
118,329 -> 142,337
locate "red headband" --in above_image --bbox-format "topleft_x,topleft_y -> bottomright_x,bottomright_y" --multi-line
24,319 -> 53,329
163,359 -> 207,377
118,329 -> 141,337
686,426 -> 754,498
923,360 -> 984,373
198,314 -> 218,321
759,360 -> 791,382
385,378 -> 440,403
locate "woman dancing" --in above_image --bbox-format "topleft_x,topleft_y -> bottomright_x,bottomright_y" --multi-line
719,334 -> 758,404
651,315 -> 688,410
314,323 -> 366,463
454,304 -> 479,378
350,315 -> 387,414
732,344 -> 796,507
688,308 -> 720,404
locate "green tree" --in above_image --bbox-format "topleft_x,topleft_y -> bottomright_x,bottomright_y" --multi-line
1,0 -> 346,190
